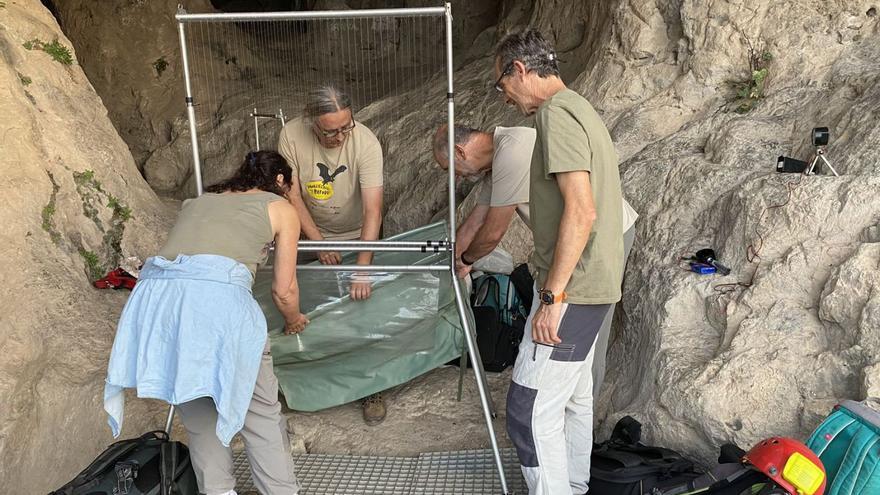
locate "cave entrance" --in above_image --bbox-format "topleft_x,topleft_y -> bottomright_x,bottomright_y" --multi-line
210,0 -> 314,12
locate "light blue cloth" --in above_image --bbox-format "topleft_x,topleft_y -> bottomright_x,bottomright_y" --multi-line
103,254 -> 267,446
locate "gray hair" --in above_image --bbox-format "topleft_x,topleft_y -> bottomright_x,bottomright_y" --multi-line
494,28 -> 560,78
303,85 -> 352,121
434,125 -> 479,159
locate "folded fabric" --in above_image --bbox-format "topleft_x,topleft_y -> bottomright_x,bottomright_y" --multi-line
104,254 -> 266,446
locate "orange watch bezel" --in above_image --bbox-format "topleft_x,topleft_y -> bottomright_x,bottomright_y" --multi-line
539,288 -> 567,304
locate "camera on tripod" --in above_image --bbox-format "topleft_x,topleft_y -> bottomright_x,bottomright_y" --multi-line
776,126 -> 839,176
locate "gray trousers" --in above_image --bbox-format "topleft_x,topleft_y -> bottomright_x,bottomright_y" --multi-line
591,225 -> 636,398
177,346 -> 299,495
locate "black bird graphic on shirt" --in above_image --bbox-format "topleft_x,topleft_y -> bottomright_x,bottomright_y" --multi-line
317,163 -> 347,184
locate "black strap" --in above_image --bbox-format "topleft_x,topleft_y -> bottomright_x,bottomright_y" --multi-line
160,441 -> 177,495
593,448 -> 650,469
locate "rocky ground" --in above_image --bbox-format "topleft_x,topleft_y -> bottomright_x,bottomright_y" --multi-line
282,367 -> 515,456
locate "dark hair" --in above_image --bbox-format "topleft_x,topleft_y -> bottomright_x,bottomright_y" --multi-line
206,150 -> 292,196
495,28 -> 560,78
434,124 -> 480,159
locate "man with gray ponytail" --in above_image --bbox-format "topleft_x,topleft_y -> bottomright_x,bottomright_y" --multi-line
277,85 -> 388,425
494,29 -> 625,495
277,84 -> 384,299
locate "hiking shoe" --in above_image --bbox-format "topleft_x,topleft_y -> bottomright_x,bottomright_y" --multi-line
362,393 -> 386,425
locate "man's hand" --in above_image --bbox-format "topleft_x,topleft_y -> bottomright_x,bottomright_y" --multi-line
284,313 -> 310,335
318,251 -> 342,265
532,303 -> 563,345
350,273 -> 373,300
455,257 -> 473,279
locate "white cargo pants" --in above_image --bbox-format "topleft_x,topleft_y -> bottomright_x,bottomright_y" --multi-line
507,287 -> 612,495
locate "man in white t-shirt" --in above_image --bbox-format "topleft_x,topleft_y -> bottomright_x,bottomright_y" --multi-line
432,123 -> 637,396
432,124 -> 534,278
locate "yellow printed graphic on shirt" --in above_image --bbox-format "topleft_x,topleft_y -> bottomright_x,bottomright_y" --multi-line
306,180 -> 334,200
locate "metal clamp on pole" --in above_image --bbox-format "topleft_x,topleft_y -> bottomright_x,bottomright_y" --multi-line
295,264 -> 449,272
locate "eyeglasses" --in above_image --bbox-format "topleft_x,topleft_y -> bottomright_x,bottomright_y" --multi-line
314,120 -> 356,138
493,61 -> 514,93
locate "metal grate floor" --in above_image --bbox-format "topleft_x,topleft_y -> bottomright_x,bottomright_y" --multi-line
233,448 -> 527,494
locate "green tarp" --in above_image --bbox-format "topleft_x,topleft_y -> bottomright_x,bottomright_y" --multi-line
253,222 -> 465,412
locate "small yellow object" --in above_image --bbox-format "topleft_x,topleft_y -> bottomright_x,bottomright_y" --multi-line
306,181 -> 334,200
783,451 -> 825,495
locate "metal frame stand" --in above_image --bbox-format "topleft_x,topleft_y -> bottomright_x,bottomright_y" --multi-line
175,4 -> 510,493
251,108 -> 287,150
805,146 -> 840,176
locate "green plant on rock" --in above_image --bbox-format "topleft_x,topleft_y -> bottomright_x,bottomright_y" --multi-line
79,248 -> 104,281
41,204 -> 55,231
18,72 -> 32,86
152,57 -> 168,76
41,171 -> 62,244
72,169 -> 134,280
107,194 -> 133,222
22,38 -> 74,66
730,35 -> 772,114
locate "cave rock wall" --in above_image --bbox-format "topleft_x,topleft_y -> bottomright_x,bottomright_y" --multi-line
0,1 -> 174,491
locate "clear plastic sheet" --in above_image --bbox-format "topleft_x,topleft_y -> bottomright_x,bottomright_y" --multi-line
253,222 -> 466,411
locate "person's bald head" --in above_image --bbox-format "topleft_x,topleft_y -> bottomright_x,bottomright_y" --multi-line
432,124 -> 493,177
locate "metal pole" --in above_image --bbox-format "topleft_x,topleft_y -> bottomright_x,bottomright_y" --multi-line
253,108 -> 261,150
452,270 -> 510,494
177,8 -> 204,196
297,242 -> 450,252
176,7 -> 446,23
164,405 -> 175,435
445,4 -> 509,494
445,6 -> 456,243
295,264 -> 448,272
299,240 -> 450,248
297,246 -> 448,253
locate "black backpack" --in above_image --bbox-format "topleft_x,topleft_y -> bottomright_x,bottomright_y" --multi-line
590,416 -> 703,495
49,429 -> 198,495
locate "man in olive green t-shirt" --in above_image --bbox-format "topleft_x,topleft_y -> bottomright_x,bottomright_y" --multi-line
494,30 -> 625,495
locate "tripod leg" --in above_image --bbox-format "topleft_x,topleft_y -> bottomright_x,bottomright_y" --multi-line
805,155 -> 820,176
820,155 -> 840,176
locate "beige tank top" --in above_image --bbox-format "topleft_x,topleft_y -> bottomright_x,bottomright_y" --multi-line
159,191 -> 285,277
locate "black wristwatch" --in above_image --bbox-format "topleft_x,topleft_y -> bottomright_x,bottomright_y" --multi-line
460,252 -> 475,266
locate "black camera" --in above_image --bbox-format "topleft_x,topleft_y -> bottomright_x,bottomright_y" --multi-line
777,155 -> 808,173
812,127 -> 830,146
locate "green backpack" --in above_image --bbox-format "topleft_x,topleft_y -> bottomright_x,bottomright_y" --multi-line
807,400 -> 880,495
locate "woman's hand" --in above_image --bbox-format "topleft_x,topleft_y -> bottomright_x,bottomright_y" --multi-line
284,313 -> 310,335
318,251 -> 342,264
